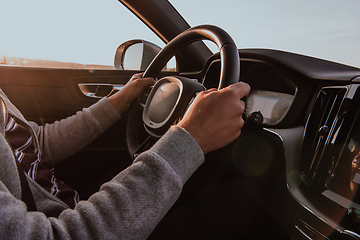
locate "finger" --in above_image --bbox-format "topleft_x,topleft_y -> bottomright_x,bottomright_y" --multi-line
137,77 -> 156,89
238,82 -> 251,97
141,76 -> 156,82
201,88 -> 218,95
129,75 -> 140,82
129,73 -> 155,83
222,82 -> 251,98
133,72 -> 144,77
239,99 -> 246,110
129,73 -> 145,81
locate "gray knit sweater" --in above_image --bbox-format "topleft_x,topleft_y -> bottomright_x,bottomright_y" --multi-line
0,90 -> 204,240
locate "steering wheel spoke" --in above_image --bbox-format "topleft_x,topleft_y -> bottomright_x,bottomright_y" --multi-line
137,86 -> 153,108
133,136 -> 159,159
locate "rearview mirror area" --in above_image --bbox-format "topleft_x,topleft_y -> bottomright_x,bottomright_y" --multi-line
114,40 -> 177,72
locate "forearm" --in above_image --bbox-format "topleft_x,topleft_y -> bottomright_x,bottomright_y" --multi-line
30,98 -> 121,164
0,158 -> 183,240
1,126 -> 204,240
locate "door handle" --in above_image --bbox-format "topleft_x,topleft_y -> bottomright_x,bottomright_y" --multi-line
78,83 -> 125,98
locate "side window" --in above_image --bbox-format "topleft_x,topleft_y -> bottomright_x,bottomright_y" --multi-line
0,0 -> 165,70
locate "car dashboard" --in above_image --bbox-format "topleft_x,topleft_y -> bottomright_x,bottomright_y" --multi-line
180,48 -> 360,240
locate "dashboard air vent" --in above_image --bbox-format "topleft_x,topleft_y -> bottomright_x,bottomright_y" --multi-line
301,87 -> 348,185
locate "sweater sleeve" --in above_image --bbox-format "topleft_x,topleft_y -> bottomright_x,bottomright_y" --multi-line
29,98 -> 121,164
0,125 -> 204,240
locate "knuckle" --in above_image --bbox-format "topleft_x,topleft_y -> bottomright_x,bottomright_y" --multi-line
239,101 -> 246,111
205,88 -> 218,94
241,82 -> 251,93
239,116 -> 245,127
232,128 -> 242,140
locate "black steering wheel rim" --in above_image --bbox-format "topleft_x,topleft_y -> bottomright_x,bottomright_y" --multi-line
127,25 -> 240,159
143,24 -> 240,89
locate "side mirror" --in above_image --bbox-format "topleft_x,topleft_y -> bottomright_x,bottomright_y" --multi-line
114,40 -> 162,71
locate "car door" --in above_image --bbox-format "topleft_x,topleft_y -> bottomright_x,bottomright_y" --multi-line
0,0 -> 155,195
0,59 -> 141,193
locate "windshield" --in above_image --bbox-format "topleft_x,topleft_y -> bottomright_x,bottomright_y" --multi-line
1,0 -> 359,69
170,0 -> 360,68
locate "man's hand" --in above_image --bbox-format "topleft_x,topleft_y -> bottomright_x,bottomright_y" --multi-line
108,73 -> 155,115
177,82 -> 251,155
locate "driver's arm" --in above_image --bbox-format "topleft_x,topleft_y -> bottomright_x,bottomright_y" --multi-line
29,73 -> 155,164
0,81 -> 250,240
56,81 -> 250,239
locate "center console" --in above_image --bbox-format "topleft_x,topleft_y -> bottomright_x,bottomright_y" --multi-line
295,83 -> 360,239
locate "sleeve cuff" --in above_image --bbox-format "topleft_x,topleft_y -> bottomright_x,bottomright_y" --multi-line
144,125 -> 205,184
86,98 -> 122,131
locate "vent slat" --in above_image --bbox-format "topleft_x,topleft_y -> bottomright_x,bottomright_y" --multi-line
302,87 -> 347,185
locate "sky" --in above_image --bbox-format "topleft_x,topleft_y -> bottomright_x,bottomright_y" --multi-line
1,0 -> 359,68
170,0 -> 360,68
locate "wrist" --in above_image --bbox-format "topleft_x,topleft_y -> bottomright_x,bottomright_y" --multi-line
177,122 -> 209,155
108,94 -> 130,115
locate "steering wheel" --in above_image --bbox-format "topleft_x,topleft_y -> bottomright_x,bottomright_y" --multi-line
126,25 -> 240,159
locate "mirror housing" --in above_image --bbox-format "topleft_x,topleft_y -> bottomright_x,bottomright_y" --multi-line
114,40 -> 162,71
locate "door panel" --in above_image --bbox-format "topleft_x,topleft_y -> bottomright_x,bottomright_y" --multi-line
0,65 -> 139,122
0,65 -> 139,196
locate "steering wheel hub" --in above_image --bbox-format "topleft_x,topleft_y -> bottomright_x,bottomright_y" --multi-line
143,76 -> 205,137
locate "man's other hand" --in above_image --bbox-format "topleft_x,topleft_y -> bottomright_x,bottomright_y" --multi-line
108,73 -> 155,115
